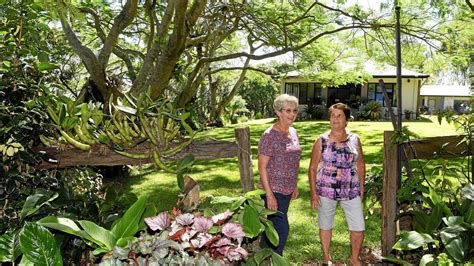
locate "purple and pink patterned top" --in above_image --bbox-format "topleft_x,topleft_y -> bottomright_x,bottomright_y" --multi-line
316,131 -> 361,200
258,127 -> 301,195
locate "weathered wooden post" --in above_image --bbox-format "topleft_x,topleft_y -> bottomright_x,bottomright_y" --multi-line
382,131 -> 398,257
235,127 -> 254,192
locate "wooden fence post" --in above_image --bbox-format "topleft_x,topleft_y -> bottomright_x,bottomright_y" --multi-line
382,131 -> 398,257
235,127 -> 254,192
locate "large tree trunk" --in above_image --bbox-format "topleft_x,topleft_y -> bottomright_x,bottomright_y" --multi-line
208,76 -> 219,122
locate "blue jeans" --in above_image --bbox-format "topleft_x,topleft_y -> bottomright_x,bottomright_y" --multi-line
260,192 -> 292,255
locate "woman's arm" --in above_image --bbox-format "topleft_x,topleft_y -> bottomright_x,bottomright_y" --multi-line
356,137 -> 366,198
258,154 -> 277,210
308,138 -> 322,210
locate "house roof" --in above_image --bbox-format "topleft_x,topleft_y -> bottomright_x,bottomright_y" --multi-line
363,61 -> 429,78
420,85 -> 472,97
286,60 -> 430,79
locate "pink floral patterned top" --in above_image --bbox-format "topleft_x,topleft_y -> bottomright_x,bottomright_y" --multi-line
258,127 -> 301,195
316,131 -> 361,200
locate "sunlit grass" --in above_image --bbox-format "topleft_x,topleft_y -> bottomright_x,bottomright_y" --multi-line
126,115 -> 460,264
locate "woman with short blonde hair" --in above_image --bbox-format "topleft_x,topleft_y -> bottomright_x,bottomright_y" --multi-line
258,94 -> 301,255
273,94 -> 299,113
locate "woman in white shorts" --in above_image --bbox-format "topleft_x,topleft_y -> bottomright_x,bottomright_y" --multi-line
308,103 -> 366,266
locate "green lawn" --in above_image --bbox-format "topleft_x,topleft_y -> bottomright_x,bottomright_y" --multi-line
126,115 -> 459,264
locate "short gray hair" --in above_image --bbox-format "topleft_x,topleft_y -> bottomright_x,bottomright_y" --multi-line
273,94 -> 299,112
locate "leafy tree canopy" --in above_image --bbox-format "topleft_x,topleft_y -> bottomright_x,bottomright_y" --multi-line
2,0 -> 471,121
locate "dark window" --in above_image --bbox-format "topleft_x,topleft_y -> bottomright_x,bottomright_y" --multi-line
285,83 -> 299,97
299,83 -> 308,104
327,84 -> 361,107
367,83 -> 397,107
284,82 -> 321,104
307,83 -> 315,101
337,87 -> 350,101
309,83 -> 322,104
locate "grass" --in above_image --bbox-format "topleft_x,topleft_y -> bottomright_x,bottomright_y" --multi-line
125,115 -> 460,264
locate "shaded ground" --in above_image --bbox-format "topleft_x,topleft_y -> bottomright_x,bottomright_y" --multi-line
302,247 -> 384,265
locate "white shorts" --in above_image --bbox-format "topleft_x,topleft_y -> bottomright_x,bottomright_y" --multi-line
317,196 -> 365,231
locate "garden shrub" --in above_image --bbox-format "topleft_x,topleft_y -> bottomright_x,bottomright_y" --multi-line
97,191 -> 286,265
419,105 -> 429,114
387,107 -> 474,264
0,190 -> 288,265
358,101 -> 383,120
239,73 -> 279,120
303,103 -> 325,120
404,109 -> 414,120
239,115 -> 249,123
363,166 -> 383,216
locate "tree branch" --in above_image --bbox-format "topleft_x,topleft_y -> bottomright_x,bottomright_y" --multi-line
314,2 -> 365,22
98,0 -> 138,68
283,1 -> 319,26
186,35 -> 208,47
175,15 -> 240,107
215,51 -> 252,117
188,0 -> 207,25
148,0 -> 207,100
79,7 -> 106,40
201,24 -> 381,63
131,0 -> 175,95
144,0 -> 155,51
79,6 -> 138,81
147,0 -> 188,99
56,0 -> 107,94
466,0 -> 474,12
208,66 -> 277,76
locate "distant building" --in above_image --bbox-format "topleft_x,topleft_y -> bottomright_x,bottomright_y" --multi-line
281,60 -> 429,114
420,85 -> 472,113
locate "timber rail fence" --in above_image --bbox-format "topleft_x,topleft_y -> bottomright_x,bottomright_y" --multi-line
34,127 -> 254,193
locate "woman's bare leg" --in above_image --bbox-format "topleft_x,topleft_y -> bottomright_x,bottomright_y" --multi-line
349,230 -> 364,265
320,229 -> 333,263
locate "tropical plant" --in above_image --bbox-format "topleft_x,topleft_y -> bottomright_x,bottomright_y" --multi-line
0,47 -> 67,236
207,191 -> 289,265
0,192 -> 148,264
102,209 -> 248,265
208,190 -> 278,246
0,222 -> 63,265
0,0 -> 122,239
434,106 -> 473,182
42,93 -> 196,173
97,190 -> 288,265
303,103 -> 325,120
35,195 -> 153,257
363,166 -> 383,216
361,101 -> 383,120
384,106 -> 474,264
404,109 -> 415,120
390,184 -> 474,264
